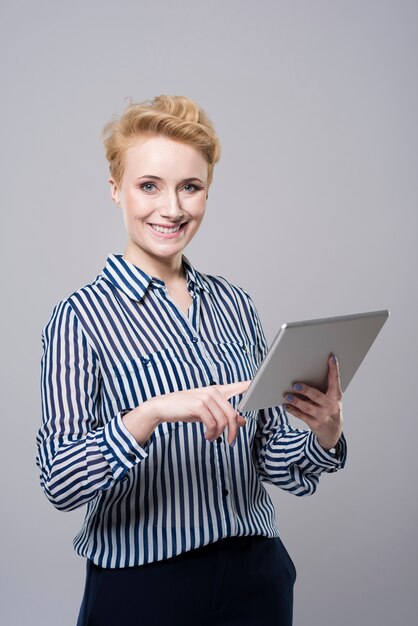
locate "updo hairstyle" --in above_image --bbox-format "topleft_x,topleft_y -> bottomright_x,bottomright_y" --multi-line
103,95 -> 221,187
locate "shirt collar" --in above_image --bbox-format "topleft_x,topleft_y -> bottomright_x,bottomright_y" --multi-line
182,255 -> 212,295
102,254 -> 211,302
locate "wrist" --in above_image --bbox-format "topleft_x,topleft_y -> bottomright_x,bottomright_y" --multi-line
122,400 -> 160,446
316,435 -> 339,453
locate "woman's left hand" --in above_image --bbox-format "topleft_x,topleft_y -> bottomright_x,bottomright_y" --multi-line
283,354 -> 343,451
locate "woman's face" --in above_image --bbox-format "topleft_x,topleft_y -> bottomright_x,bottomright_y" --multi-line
110,134 -> 208,268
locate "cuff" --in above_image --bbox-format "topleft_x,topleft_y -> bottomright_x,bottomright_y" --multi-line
305,431 -> 347,473
97,411 -> 149,480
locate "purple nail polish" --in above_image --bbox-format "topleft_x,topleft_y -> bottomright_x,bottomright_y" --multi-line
230,439 -> 236,448
331,354 -> 337,364
293,383 -> 302,391
287,394 -> 294,402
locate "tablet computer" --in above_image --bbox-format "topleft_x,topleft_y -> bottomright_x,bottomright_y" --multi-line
237,309 -> 389,412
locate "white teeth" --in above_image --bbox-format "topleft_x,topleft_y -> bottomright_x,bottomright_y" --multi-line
151,224 -> 183,234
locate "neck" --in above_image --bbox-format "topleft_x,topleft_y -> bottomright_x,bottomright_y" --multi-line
123,244 -> 186,284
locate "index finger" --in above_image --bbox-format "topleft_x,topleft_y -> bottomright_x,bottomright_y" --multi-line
218,380 -> 252,400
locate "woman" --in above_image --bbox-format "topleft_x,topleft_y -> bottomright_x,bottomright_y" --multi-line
36,95 -> 346,626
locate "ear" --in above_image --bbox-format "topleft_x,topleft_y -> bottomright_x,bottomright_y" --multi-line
109,178 -> 121,207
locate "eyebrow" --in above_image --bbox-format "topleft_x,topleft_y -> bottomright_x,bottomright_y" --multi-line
136,175 -> 206,184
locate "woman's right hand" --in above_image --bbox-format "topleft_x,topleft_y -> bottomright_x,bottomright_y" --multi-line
122,380 -> 252,447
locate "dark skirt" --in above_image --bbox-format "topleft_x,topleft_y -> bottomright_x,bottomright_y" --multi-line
76,534 -> 296,626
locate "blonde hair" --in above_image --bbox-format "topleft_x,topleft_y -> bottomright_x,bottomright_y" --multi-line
103,95 -> 221,186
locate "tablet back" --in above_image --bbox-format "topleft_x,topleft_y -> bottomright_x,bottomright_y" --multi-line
238,310 -> 389,412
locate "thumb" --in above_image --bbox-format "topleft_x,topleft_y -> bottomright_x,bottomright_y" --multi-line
327,353 -> 342,400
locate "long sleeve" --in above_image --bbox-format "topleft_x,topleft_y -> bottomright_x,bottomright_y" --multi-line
244,291 -> 347,496
36,300 -> 149,512
35,254 -> 350,567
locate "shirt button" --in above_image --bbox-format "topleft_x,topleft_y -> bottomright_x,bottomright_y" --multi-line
210,381 -> 217,386
222,488 -> 229,496
217,437 -> 222,444
191,337 -> 199,343
141,357 -> 150,366
241,345 -> 247,352
128,453 -> 137,461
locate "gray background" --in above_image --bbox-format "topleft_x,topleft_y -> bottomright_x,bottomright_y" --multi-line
1,1 -> 417,624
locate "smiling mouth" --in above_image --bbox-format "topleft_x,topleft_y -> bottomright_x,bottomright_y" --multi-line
149,223 -> 187,234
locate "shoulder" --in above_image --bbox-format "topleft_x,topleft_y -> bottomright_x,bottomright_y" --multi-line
66,273 -> 110,311
42,272 -> 108,332
199,270 -> 264,347
197,269 -> 258,324
200,270 -> 254,307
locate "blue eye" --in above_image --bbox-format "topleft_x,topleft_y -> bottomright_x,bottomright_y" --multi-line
140,182 -> 157,192
182,184 -> 202,193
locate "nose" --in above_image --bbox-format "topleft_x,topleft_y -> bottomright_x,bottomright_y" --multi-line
159,190 -> 183,220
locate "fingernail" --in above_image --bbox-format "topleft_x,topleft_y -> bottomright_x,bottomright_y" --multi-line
286,394 -> 294,401
331,354 -> 337,364
230,439 -> 236,448
293,383 -> 302,391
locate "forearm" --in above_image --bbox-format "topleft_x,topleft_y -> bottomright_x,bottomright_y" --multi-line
258,429 -> 346,495
38,432 -> 114,511
254,404 -> 347,497
37,412 -> 149,511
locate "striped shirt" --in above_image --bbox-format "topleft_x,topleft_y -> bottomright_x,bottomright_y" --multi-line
36,253 -> 347,569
